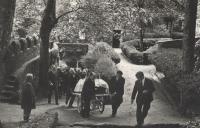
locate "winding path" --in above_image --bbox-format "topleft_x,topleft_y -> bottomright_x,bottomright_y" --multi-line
0,49 -> 190,127
51,49 -> 189,127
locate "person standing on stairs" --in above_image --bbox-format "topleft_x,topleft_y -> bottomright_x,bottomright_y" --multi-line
131,71 -> 155,127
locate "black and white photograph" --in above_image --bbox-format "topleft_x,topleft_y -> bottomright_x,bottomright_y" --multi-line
0,0 -> 200,128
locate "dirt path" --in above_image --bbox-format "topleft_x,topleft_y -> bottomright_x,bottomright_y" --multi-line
49,49 -> 189,128
0,48 -> 190,127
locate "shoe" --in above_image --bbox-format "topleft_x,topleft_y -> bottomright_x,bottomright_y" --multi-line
111,113 -> 116,117
68,105 -> 74,108
56,103 -> 59,105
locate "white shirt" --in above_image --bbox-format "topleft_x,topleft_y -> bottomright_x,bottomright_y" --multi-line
142,78 -> 145,86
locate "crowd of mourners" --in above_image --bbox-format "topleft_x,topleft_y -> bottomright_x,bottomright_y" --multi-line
20,62 -> 155,128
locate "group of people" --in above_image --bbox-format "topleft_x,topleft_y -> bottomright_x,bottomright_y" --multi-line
47,65 -> 88,107
20,68 -> 155,127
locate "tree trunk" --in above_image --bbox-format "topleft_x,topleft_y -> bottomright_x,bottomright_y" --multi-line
39,0 -> 56,91
182,0 -> 198,73
140,28 -> 144,51
0,0 -> 16,49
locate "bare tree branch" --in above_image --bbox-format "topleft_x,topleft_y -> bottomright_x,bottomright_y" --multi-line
56,7 -> 83,22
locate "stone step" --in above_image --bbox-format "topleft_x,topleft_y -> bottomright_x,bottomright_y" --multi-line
2,85 -> 16,91
1,90 -> 18,97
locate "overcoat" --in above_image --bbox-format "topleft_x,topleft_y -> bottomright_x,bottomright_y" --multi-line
21,82 -> 36,109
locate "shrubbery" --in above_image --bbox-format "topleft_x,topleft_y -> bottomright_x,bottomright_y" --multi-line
148,48 -> 182,77
94,42 -> 120,64
81,42 -> 118,80
94,55 -> 117,80
121,39 -> 158,64
149,48 -> 200,115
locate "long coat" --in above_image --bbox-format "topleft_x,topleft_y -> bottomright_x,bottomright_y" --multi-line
110,76 -> 125,104
21,82 -> 36,109
131,78 -> 155,104
68,73 -> 79,91
81,78 -> 95,101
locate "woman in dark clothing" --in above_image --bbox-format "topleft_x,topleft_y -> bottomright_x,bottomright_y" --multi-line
110,70 -> 125,117
81,72 -> 96,118
21,73 -> 36,122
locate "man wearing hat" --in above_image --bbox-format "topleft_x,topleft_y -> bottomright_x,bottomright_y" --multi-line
131,71 -> 155,127
110,70 -> 125,117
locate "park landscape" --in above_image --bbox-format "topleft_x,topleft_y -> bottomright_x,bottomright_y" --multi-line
0,0 -> 200,128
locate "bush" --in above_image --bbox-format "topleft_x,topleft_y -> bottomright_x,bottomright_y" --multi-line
144,32 -> 170,38
122,38 -> 159,51
81,51 -> 104,70
121,39 -> 159,64
149,48 -> 200,114
81,42 -> 119,79
122,33 -> 137,42
92,42 -> 120,64
171,32 -> 184,39
148,48 -> 182,77
94,55 -> 117,80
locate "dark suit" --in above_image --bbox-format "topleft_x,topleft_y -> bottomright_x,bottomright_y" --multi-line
131,78 -> 155,125
81,78 -> 95,117
110,76 -> 125,116
21,82 -> 36,121
48,71 -> 59,105
66,73 -> 79,106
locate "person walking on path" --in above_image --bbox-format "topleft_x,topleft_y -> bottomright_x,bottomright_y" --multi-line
131,71 -> 155,127
81,72 -> 96,118
21,73 -> 36,122
110,70 -> 125,117
48,67 -> 59,105
66,68 -> 79,107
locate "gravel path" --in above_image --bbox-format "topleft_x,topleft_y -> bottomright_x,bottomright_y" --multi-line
51,49 -> 190,128
0,48 -> 190,127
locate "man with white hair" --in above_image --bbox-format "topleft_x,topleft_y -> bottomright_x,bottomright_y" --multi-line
21,73 -> 36,122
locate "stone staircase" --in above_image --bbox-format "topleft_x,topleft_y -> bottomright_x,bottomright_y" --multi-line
0,76 -> 19,104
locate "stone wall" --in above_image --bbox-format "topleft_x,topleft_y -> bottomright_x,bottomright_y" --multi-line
13,47 -> 58,97
0,35 -> 40,86
157,38 -> 200,49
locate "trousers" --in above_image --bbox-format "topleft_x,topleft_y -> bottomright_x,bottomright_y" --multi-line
136,101 -> 151,125
23,108 -> 32,121
48,86 -> 59,104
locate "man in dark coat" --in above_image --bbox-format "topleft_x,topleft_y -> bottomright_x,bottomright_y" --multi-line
48,68 -> 59,105
21,73 -> 36,122
81,72 -> 96,118
131,71 -> 155,127
66,68 -> 79,107
110,70 -> 125,117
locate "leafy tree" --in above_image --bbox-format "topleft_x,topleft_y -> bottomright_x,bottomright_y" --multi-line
39,0 -> 82,89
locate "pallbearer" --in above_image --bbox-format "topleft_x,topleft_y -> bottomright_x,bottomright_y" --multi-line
81,72 -> 96,118
110,70 -> 125,117
131,71 -> 155,127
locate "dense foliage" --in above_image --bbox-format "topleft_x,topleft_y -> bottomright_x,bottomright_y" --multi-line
149,48 -> 200,114
94,55 -> 117,79
121,39 -> 158,64
13,0 -> 189,43
81,42 -> 118,79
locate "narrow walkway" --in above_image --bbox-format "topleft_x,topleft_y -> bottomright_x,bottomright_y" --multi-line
51,49 -> 190,128
114,48 -> 188,124
0,48 -> 190,126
